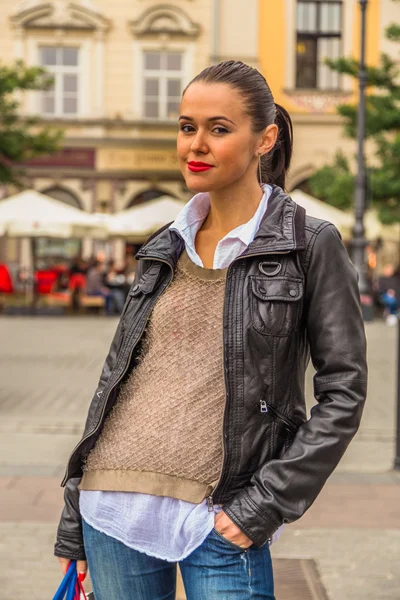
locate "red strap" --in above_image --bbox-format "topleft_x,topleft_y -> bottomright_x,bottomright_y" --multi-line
67,561 -> 87,600
75,578 -> 88,600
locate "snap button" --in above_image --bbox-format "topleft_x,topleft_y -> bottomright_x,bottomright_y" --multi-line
132,284 -> 140,293
289,289 -> 297,297
259,287 -> 267,294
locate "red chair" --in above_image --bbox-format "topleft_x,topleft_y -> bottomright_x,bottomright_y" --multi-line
0,264 -> 13,294
35,270 -> 59,295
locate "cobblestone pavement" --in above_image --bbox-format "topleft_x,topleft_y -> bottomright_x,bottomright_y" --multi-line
0,316 -> 399,600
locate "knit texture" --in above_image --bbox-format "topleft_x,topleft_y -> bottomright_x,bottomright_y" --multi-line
81,251 -> 228,501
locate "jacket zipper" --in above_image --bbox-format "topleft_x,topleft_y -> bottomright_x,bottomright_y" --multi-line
260,400 -> 297,435
206,249 -> 291,511
61,258 -> 174,486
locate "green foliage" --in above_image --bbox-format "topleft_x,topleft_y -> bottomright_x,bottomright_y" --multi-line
0,60 -> 63,185
370,133 -> 400,223
309,8 -> 400,224
309,152 -> 355,211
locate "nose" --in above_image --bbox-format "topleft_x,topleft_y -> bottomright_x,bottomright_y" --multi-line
190,129 -> 208,154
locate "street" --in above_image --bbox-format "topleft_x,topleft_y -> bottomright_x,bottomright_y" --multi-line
0,316 -> 399,600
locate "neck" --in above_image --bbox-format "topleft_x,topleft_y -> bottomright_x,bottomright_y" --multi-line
202,179 -> 264,235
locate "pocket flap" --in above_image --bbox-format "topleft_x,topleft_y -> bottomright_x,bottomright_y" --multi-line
130,263 -> 162,296
250,276 -> 303,302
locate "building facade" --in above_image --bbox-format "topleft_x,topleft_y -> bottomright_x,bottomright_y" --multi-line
0,0 -> 258,265
259,0 -> 399,190
2,0 -> 400,266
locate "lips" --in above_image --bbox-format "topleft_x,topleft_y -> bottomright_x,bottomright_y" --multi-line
188,161 -> 214,173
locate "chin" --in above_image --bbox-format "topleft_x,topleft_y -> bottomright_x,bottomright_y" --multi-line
185,182 -> 212,193
183,176 -> 212,194
184,174 -> 229,194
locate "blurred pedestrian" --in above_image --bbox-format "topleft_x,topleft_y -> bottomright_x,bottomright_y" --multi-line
55,60 -> 367,599
378,263 -> 400,324
381,289 -> 398,326
105,260 -> 126,314
70,256 -> 88,276
85,260 -> 112,316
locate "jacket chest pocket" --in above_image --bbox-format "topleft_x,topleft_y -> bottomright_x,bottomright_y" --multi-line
249,276 -> 303,337
121,263 -> 162,331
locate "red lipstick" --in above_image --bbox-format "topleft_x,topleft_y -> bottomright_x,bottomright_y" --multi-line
188,161 -> 214,173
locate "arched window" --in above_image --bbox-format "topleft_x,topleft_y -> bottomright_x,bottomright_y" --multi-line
293,178 -> 314,196
37,186 -> 83,262
42,186 -> 82,210
127,188 -> 175,209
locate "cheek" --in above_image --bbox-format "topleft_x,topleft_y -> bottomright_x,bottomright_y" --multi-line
216,138 -> 251,169
177,135 -> 189,160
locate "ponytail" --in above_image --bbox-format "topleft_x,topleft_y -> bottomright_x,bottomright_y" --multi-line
260,103 -> 293,190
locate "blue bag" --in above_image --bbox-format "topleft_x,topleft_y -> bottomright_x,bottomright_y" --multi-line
52,561 -> 84,600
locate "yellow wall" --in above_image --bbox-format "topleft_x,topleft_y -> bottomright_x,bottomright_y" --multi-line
352,0 -> 380,67
258,0 -> 287,107
259,0 -> 382,114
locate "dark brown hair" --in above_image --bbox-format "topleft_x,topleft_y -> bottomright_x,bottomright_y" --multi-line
183,60 -> 293,190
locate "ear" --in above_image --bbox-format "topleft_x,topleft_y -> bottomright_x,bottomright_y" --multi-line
257,124 -> 278,157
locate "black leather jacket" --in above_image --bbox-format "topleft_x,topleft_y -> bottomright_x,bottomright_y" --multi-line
54,186 -> 367,558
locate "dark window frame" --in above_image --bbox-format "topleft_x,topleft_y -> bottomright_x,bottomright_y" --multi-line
296,0 -> 343,90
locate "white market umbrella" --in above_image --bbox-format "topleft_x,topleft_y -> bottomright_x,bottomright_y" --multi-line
291,188 -> 400,242
290,189 -> 353,233
0,190 -> 107,306
109,196 -> 186,240
363,211 -> 400,242
0,190 -> 106,238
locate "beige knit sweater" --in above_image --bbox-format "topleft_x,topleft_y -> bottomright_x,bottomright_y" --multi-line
80,251 -> 228,503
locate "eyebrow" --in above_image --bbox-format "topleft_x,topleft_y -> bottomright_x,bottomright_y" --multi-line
178,115 -> 236,125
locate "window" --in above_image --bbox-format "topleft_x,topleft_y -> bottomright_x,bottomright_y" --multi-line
296,0 -> 342,90
143,51 -> 184,120
37,187 -> 82,261
43,186 -> 82,209
39,46 -> 80,116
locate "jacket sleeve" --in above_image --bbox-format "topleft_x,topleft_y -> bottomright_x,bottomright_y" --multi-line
54,262 -> 145,560
223,223 -> 368,547
54,478 -> 86,560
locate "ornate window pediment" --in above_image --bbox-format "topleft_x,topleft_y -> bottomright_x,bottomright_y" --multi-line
130,5 -> 200,39
11,1 -> 110,32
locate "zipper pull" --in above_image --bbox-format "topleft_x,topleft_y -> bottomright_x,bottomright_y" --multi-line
260,400 -> 268,414
207,495 -> 214,512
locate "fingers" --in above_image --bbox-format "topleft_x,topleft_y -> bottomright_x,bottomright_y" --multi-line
58,557 -> 71,574
77,560 -> 88,582
57,557 -> 88,581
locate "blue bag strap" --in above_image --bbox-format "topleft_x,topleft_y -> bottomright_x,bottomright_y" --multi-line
52,561 -> 76,600
66,567 -> 78,600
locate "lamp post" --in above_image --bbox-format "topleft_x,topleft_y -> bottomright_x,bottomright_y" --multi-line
352,0 -> 373,320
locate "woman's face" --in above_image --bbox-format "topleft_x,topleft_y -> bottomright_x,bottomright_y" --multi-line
177,82 -> 274,193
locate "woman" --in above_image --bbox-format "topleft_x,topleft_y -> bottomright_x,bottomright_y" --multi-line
54,61 -> 367,599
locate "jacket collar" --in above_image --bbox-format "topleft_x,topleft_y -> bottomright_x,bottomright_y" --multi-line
136,185 -> 306,267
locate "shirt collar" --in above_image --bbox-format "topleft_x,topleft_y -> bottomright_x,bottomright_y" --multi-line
170,184 -> 272,247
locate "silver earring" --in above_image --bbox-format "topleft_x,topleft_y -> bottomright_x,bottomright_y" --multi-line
258,152 -> 262,185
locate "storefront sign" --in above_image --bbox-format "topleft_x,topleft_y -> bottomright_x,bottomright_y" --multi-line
97,148 -> 179,171
25,148 -> 95,169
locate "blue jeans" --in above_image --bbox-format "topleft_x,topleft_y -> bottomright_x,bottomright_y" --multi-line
82,519 -> 275,600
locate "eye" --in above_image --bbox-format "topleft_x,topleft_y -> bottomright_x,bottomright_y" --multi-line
180,124 -> 195,133
212,126 -> 229,134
